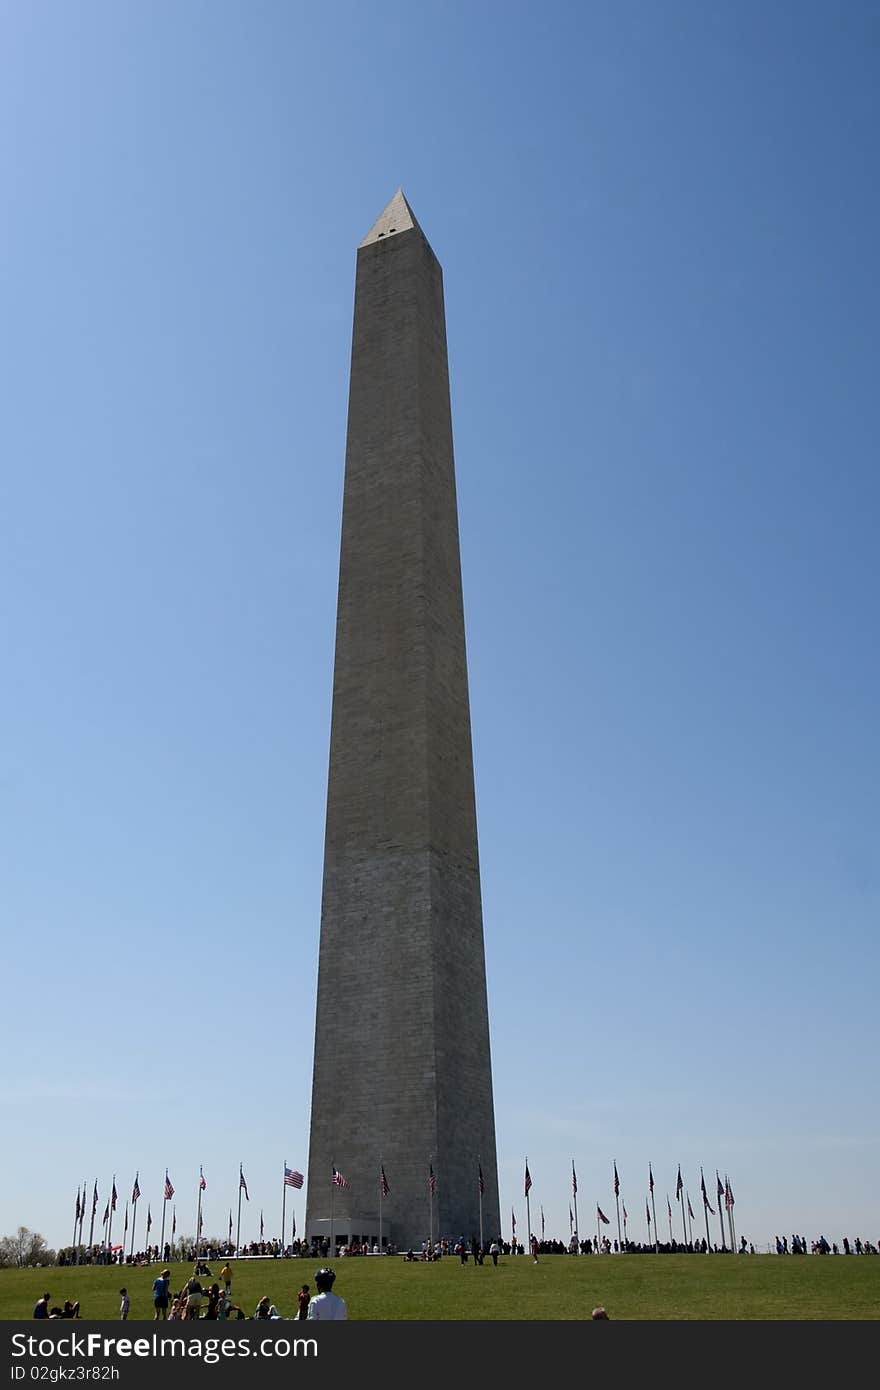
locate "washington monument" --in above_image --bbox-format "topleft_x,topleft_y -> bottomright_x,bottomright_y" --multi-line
305,191 -> 500,1250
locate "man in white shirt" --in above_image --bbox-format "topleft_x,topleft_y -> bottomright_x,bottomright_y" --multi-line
306,1268 -> 347,1320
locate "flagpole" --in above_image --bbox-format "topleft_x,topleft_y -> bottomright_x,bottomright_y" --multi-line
428,1157 -> 434,1252
613,1161 -> 622,1252
281,1161 -> 287,1253
646,1200 -> 651,1247
726,1176 -> 735,1251
716,1172 -> 726,1250
72,1190 -> 79,1256
196,1169 -> 203,1259
122,1202 -> 128,1264
572,1161 -> 580,1250
77,1180 -> 86,1261
378,1159 -> 383,1256
701,1169 -> 711,1252
477,1154 -> 484,1249
88,1183 -> 97,1255
236,1165 -> 244,1256
524,1157 -> 532,1260
677,1170 -> 687,1246
667,1196 -> 673,1245
160,1194 -> 167,1262
329,1161 -> 336,1257
107,1175 -> 115,1260
623,1204 -> 628,1248
130,1193 -> 137,1262
649,1165 -> 659,1253
686,1193 -> 693,1247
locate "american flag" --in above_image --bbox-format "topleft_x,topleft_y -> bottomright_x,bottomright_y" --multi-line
199,1169 -> 206,1191
292,1215 -> 296,1239
131,1175 -> 140,1204
541,1205 -> 545,1238
92,1182 -> 98,1217
676,1166 -> 683,1200
146,1205 -> 152,1234
572,1162 -> 578,1197
102,1202 -> 109,1225
380,1166 -> 390,1198
240,1168 -> 250,1200
511,1208 -> 516,1235
284,1167 -> 304,1189
623,1201 -> 628,1223
428,1164 -> 437,1197
198,1209 -> 203,1233
332,1168 -> 349,1190
524,1163 -> 532,1197
569,1205 -> 573,1233
613,1162 -> 620,1197
646,1199 -> 651,1225
228,1211 -> 233,1240
716,1171 -> 725,1204
111,1182 -> 117,1211
164,1172 -> 174,1201
648,1164 -> 654,1195
725,1177 -> 735,1211
597,1205 -> 610,1225
687,1194 -> 695,1221
260,1211 -> 264,1239
171,1208 -> 176,1237
75,1190 -> 81,1222
701,1169 -> 714,1215
123,1204 -> 128,1235
667,1195 -> 672,1221
478,1164 -> 485,1197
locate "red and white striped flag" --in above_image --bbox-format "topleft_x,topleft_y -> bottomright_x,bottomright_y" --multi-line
675,1166 -> 683,1201
716,1171 -> 725,1205
75,1190 -> 81,1222
332,1168 -> 349,1190
478,1164 -> 485,1197
701,1169 -> 714,1215
687,1194 -> 695,1221
428,1164 -> 437,1197
102,1202 -> 109,1226
284,1167 -> 304,1189
524,1163 -> 532,1197
667,1195 -> 672,1221
199,1168 -> 206,1191
111,1182 -> 117,1211
164,1172 -> 174,1200
240,1167 -> 250,1199
146,1205 -> 152,1234
597,1205 -> 610,1225
646,1199 -> 651,1226
511,1208 -> 516,1236
623,1201 -> 628,1223
381,1167 -> 390,1198
613,1162 -> 620,1197
131,1175 -> 140,1204
648,1164 -> 654,1195
725,1177 -> 735,1211
572,1162 -> 578,1197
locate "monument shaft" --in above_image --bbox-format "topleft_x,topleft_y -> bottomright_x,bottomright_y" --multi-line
306,193 -> 500,1249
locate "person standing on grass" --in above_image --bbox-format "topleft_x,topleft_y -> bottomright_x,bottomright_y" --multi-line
119,1289 -> 130,1320
220,1262 -> 233,1294
153,1269 -> 171,1320
530,1234 -> 539,1264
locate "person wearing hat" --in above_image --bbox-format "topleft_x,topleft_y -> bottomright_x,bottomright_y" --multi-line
306,1267 -> 347,1320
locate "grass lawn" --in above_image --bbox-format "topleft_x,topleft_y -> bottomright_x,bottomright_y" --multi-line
1,1254 -> 878,1320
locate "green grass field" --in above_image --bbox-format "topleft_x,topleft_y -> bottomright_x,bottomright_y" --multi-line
1,1255 -> 878,1320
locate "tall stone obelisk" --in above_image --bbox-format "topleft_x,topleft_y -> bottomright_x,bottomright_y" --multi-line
305,191 -> 500,1251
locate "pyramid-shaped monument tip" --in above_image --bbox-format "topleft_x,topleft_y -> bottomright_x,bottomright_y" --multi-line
359,189 -> 422,247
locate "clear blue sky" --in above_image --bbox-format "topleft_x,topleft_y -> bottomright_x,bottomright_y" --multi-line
1,0 -> 877,1254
